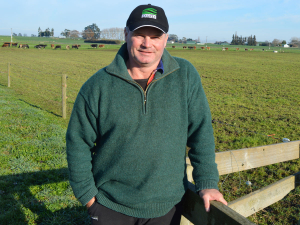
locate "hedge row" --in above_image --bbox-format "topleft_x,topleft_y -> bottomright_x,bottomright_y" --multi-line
84,39 -> 121,44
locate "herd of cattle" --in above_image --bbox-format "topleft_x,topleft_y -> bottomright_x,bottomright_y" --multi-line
1,42 -> 106,50
1,42 -> 265,51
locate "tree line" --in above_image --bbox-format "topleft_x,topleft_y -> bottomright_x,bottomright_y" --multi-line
38,27 -> 54,37
231,33 -> 257,46
60,24 -> 124,41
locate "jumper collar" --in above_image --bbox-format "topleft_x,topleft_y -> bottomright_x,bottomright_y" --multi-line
157,59 -> 164,74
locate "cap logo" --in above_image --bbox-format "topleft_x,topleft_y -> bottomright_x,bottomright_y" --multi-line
141,8 -> 157,19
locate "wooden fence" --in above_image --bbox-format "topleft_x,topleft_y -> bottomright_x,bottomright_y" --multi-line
181,140 -> 300,225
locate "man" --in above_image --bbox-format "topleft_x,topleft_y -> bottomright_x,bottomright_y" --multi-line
66,4 -> 227,225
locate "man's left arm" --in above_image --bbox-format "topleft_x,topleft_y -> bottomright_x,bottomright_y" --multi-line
186,65 -> 227,211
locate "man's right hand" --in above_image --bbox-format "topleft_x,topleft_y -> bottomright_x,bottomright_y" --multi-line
86,197 -> 96,208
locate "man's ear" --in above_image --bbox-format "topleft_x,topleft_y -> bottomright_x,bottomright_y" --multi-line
124,27 -> 129,42
164,34 -> 169,48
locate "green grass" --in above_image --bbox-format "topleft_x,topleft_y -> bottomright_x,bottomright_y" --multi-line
0,86 -> 90,224
0,43 -> 300,224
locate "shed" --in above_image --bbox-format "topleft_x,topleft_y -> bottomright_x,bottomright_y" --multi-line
186,41 -> 196,44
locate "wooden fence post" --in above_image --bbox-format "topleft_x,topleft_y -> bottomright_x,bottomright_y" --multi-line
7,63 -> 10,87
62,74 -> 67,119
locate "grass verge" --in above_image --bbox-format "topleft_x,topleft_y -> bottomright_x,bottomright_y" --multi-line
0,86 -> 89,224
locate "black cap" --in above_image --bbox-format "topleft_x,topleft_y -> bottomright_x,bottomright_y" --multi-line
126,4 -> 169,33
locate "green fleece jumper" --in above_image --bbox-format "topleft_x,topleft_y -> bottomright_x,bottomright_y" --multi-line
66,43 -> 219,218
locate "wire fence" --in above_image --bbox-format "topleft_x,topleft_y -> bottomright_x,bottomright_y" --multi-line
0,62 -> 82,119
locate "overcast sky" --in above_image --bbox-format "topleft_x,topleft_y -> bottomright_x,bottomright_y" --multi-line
1,0 -> 300,43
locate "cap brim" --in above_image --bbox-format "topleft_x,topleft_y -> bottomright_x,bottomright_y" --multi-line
132,25 -> 166,33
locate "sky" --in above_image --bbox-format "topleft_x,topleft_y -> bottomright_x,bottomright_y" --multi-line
1,0 -> 300,43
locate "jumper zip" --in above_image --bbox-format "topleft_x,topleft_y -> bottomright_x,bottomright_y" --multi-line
110,68 -> 180,114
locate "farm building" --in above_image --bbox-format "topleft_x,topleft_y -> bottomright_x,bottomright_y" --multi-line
186,41 -> 196,44
282,44 -> 290,48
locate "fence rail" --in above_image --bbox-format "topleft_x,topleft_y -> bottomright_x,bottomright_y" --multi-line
183,140 -> 300,224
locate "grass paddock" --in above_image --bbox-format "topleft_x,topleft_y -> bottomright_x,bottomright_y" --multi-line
0,42 -> 300,224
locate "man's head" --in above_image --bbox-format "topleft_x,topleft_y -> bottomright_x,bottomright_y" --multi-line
125,4 -> 169,68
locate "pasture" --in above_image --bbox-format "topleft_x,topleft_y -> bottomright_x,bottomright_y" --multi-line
0,43 -> 300,224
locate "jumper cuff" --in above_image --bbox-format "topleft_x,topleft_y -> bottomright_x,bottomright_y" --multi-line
195,180 -> 219,192
78,186 -> 99,206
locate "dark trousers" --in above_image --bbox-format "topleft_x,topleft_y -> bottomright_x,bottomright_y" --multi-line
87,201 -> 183,225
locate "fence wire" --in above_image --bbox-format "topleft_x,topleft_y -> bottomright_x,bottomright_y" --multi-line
14,73 -> 59,88
11,64 -> 62,77
11,75 -> 60,97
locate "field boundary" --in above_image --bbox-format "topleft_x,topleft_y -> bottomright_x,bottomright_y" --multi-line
183,141 -> 300,224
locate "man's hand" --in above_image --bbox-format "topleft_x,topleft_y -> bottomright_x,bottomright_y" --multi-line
86,197 -> 96,208
198,189 -> 227,212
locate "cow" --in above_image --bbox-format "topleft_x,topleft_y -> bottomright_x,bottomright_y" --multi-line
172,46 -> 175,48
193,46 -> 196,49
66,45 -> 70,50
262,49 -> 265,51
183,46 -> 187,49
188,46 -> 194,49
51,44 -> 55,49
250,48 -> 254,51
34,44 -> 47,49
206,47 -> 210,50
72,44 -> 80,49
201,47 -> 205,50
19,44 -> 29,48
222,47 -> 225,51
12,43 -> 18,47
91,44 -> 97,48
98,44 -> 105,48
3,42 -> 11,47
2,43 -> 10,47
225,48 -> 229,51
245,48 -> 248,51
236,48 -> 239,51
55,45 -> 61,49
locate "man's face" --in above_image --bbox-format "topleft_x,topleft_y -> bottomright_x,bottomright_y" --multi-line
125,26 -> 168,68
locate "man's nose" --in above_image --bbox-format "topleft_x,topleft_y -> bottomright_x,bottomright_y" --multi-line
142,36 -> 151,48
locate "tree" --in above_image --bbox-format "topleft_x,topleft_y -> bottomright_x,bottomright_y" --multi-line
60,29 -> 71,38
70,30 -> 80,39
253,35 -> 257,46
82,23 -> 100,39
51,28 -> 54,37
31,34 -> 37,37
38,27 -> 42,37
168,34 -> 178,42
101,28 -> 124,40
182,37 -> 187,43
282,40 -> 286,44
272,39 -> 281,46
18,33 -> 22,37
289,37 -> 299,47
12,33 -> 17,36
82,28 -> 94,40
187,38 -> 193,41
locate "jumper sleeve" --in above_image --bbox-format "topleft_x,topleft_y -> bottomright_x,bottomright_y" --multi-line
186,65 -> 219,192
66,92 -> 99,206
